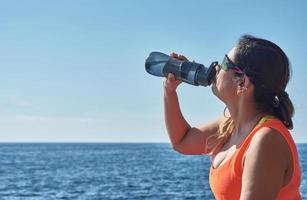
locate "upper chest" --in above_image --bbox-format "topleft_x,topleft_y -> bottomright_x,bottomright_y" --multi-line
211,134 -> 247,169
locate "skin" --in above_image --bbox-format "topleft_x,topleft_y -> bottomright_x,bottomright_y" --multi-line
163,48 -> 293,199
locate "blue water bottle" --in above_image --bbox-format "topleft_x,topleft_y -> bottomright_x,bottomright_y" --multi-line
145,51 -> 217,86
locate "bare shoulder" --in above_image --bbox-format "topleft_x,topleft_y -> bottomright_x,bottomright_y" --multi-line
249,127 -> 290,153
245,127 -> 291,169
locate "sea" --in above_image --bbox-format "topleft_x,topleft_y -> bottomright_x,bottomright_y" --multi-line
0,143 -> 306,200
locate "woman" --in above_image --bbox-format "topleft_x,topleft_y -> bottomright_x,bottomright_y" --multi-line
163,35 -> 302,199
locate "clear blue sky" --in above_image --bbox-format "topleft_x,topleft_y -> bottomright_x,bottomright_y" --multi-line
0,0 -> 306,142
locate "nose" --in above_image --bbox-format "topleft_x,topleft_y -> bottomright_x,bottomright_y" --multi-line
212,64 -> 221,84
215,64 -> 221,75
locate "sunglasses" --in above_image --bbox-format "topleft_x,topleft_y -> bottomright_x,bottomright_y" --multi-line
220,54 -> 245,74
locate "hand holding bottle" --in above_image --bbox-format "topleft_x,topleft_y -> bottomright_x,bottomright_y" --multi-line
163,52 -> 187,93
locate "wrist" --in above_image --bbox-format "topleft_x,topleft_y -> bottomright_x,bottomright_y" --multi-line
164,87 -> 177,98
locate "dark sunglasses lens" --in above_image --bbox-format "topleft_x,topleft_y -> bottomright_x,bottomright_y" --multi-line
221,57 -> 229,71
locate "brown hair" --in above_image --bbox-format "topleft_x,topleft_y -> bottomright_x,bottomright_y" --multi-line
206,35 -> 294,154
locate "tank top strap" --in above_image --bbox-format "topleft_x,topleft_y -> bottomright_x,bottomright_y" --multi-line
237,115 -> 276,151
232,115 -> 278,176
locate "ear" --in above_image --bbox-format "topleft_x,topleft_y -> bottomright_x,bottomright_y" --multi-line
236,75 -> 251,94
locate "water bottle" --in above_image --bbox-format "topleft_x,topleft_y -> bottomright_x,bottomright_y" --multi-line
145,51 -> 217,86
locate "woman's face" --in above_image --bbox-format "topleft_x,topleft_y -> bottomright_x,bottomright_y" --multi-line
211,47 -> 239,102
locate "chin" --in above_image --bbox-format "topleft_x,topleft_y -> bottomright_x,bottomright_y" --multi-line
211,84 -> 217,95
211,85 -> 224,102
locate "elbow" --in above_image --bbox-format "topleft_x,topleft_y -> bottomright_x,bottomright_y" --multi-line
172,144 -> 183,154
170,128 -> 191,154
172,143 -> 191,155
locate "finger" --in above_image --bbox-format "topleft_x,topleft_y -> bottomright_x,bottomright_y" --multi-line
166,74 -> 172,82
178,55 -> 187,60
168,73 -> 174,78
170,52 -> 178,58
168,73 -> 175,81
166,77 -> 171,85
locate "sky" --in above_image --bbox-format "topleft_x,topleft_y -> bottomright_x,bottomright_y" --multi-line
0,0 -> 306,143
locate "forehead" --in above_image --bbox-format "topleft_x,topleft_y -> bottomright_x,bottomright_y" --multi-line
227,47 -> 236,61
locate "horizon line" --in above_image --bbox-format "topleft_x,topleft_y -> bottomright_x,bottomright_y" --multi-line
0,141 -> 306,144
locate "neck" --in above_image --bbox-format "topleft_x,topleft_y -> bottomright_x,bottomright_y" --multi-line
227,99 -> 265,136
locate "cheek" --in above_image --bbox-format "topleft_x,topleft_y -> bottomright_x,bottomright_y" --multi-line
215,72 -> 236,94
216,72 -> 228,89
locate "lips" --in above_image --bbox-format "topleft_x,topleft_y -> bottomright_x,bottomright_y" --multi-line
212,74 -> 217,84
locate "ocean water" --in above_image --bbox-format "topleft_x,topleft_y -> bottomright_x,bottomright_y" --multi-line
0,143 -> 305,199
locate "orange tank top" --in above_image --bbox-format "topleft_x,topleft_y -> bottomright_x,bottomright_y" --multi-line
209,117 -> 302,200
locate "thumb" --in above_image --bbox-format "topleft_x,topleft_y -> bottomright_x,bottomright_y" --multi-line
169,73 -> 175,80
